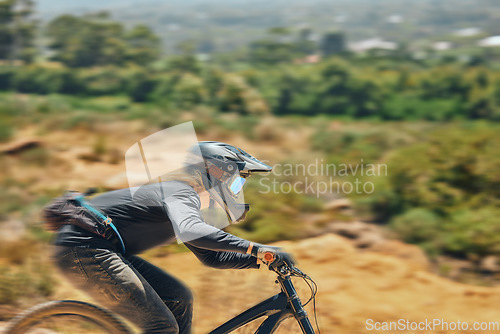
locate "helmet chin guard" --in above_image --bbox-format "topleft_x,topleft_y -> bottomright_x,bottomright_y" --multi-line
200,157 -> 249,224
195,141 -> 272,226
207,186 -> 250,224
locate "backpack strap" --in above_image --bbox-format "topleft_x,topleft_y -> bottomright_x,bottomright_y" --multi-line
74,196 -> 127,254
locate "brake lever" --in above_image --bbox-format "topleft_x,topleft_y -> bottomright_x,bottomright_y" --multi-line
271,265 -> 291,276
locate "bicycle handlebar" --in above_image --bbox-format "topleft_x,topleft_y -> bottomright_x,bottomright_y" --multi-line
269,262 -> 305,279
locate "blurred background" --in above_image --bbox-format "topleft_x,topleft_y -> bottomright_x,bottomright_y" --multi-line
1,0 -> 500,332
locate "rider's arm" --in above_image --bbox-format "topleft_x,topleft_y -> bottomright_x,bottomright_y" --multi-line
162,183 -> 251,254
184,243 -> 260,269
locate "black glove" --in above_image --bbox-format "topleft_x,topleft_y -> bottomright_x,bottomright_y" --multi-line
251,244 -> 296,269
269,251 -> 295,270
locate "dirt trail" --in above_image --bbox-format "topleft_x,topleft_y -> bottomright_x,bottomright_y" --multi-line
143,234 -> 500,333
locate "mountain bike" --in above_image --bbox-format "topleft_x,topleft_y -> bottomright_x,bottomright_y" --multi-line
5,263 -> 320,334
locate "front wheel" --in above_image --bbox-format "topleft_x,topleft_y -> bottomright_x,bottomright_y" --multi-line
5,300 -> 133,334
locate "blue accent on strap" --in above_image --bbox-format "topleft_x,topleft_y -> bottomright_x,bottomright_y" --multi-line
106,222 -> 126,254
75,196 -> 107,220
75,196 -> 126,254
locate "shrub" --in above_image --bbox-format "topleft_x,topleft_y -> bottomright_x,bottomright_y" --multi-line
365,123 -> 500,257
11,66 -> 69,94
125,69 -> 156,102
78,67 -> 126,96
0,121 -> 13,142
0,67 -> 15,91
442,208 -> 500,258
390,208 -> 441,245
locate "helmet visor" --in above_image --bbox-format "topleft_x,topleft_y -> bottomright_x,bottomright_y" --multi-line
229,175 -> 246,195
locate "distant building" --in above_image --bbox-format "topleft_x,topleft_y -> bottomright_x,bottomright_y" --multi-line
348,38 -> 397,53
321,32 -> 346,56
432,41 -> 452,51
294,54 -> 321,64
334,15 -> 347,23
386,15 -> 403,24
478,36 -> 500,47
167,24 -> 180,31
196,53 -> 211,62
454,27 -> 482,37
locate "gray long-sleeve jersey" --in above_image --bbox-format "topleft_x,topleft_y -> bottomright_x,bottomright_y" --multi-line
54,181 -> 259,269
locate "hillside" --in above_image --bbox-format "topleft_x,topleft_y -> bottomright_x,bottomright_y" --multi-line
0,94 -> 499,332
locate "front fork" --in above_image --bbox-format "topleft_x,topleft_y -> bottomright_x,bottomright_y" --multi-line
277,275 -> 316,334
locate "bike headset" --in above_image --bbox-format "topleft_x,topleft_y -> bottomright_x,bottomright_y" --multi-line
186,141 -> 272,224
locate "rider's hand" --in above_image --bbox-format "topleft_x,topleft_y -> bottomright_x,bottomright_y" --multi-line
269,251 -> 295,270
251,244 -> 296,269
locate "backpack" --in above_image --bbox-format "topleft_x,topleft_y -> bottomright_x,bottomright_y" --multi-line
42,191 -> 111,237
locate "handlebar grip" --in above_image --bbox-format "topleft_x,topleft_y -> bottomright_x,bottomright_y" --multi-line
263,251 -> 275,263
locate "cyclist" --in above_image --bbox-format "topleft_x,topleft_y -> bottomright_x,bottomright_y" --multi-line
53,141 -> 295,334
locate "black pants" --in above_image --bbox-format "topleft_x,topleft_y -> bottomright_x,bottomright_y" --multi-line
54,246 -> 193,334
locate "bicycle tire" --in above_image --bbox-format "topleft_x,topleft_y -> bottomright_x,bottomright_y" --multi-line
4,300 -> 133,334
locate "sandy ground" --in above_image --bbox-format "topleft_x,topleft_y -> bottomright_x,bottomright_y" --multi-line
32,234 -> 499,334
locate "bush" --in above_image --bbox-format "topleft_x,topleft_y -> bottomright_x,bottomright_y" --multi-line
390,208 -> 442,245
365,123 -> 500,257
442,208 -> 500,258
0,121 -> 13,142
0,67 -> 15,91
125,69 -> 156,102
78,67 -> 126,96
311,127 -> 393,164
11,66 -> 75,94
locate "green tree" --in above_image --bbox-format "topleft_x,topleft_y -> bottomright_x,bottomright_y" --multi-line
315,60 -> 382,117
46,13 -> 125,67
218,74 -> 269,115
124,24 -> 160,66
46,13 -> 160,67
0,0 -> 37,63
249,27 -> 295,65
167,41 -> 201,74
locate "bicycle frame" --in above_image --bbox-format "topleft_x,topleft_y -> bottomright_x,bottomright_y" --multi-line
209,273 -> 316,334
